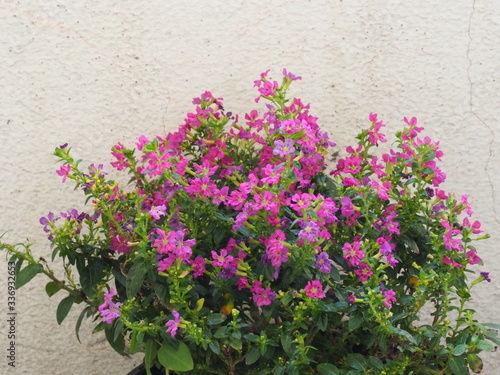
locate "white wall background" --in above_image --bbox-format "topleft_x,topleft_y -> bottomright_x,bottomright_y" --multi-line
1,1 -> 499,374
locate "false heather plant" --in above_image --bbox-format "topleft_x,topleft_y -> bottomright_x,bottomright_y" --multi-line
2,69 -> 499,375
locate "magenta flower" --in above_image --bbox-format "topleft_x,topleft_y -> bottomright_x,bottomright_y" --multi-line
265,229 -> 289,268
190,256 -> 206,278
304,280 -> 325,299
56,165 -> 71,183
165,311 -> 181,337
354,262 -> 373,282
383,289 -> 397,309
342,241 -> 364,267
442,256 -> 463,268
340,197 -> 356,217
251,281 -> 276,307
466,249 -> 481,265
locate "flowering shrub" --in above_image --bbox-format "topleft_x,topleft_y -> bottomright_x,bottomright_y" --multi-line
2,69 -> 499,375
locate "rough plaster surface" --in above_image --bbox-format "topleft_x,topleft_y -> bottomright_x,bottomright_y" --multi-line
1,1 -> 499,374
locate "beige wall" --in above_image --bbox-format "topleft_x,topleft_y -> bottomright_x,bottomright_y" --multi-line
1,1 -> 499,373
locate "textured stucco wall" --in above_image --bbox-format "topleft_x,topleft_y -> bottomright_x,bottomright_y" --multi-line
1,1 -> 499,374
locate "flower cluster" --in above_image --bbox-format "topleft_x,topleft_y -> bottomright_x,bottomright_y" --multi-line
3,70 -> 498,375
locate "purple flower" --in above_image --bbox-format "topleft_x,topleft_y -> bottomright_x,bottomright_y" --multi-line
480,272 -> 491,282
98,289 -> 122,324
40,212 -> 59,236
282,68 -> 302,81
273,139 -> 296,158
315,252 -> 332,273
298,220 -> 320,242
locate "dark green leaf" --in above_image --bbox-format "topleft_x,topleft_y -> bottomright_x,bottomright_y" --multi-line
348,311 -> 363,332
45,281 -> 62,297
448,356 -> 467,375
16,263 -> 42,288
144,339 -> 158,375
246,347 -> 261,365
209,341 -> 220,354
157,341 -> 194,372
317,363 -> 340,375
56,295 -> 76,325
369,356 -> 384,370
126,261 -> 148,299
207,313 -> 226,326
105,323 -> 125,355
388,325 -> 418,345
229,339 -> 242,351
75,306 -> 92,343
347,353 -> 367,371
452,344 -> 468,356
476,340 -> 494,352
281,333 -> 292,353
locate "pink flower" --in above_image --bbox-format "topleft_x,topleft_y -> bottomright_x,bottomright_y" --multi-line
343,241 -> 364,267
443,256 -> 463,268
383,289 -> 397,309
265,229 -> 289,268
149,204 -> 166,220
190,256 -> 206,278
237,277 -> 249,290
165,311 -> 181,337
354,262 -> 373,282
304,280 -> 325,299
466,249 -> 481,265
251,281 -> 276,306
56,165 -> 71,183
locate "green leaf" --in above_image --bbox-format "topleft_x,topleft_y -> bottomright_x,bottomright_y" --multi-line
246,347 -> 261,365
484,330 -> 500,346
75,306 -> 92,343
56,295 -> 76,325
16,263 -> 42,288
207,313 -> 226,326
157,341 -> 194,372
483,323 -> 500,330
45,281 -> 62,297
126,261 -> 148,299
209,341 -> 220,354
230,338 -> 242,351
476,339 -> 494,352
387,325 -> 418,345
104,323 -> 125,355
466,353 -> 483,373
347,353 -> 367,371
452,344 -> 468,356
348,311 -> 364,332
317,363 -> 340,375
144,339 -> 158,375
448,356 -> 467,375
368,356 -> 384,370
281,333 -> 292,353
